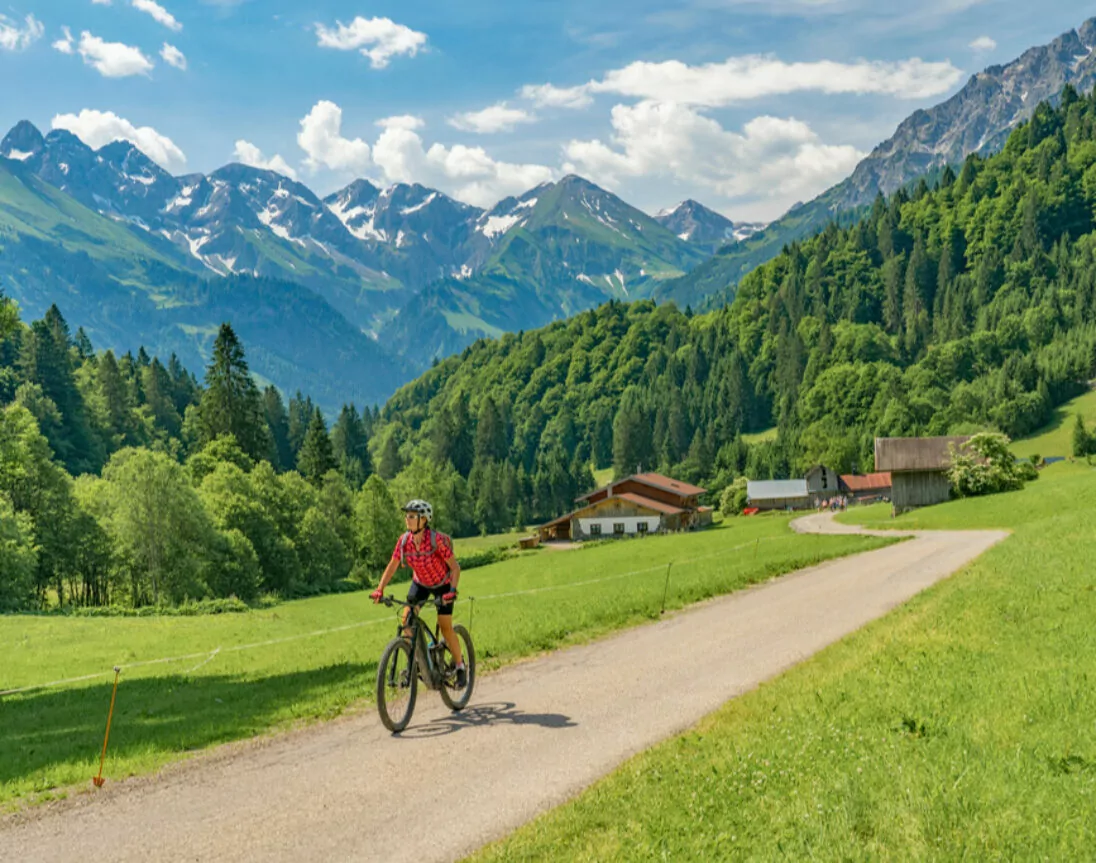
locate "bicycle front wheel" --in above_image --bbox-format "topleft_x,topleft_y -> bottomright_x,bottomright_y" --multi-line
439,624 -> 476,711
377,637 -> 417,732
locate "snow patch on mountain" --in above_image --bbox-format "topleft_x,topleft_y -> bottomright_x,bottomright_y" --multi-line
401,192 -> 436,215
480,213 -> 523,238
5,149 -> 33,161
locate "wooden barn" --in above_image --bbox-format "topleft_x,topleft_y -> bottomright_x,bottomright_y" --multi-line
537,472 -> 708,541
874,436 -> 969,514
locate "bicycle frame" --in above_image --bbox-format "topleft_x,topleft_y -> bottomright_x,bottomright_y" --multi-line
384,596 -> 448,691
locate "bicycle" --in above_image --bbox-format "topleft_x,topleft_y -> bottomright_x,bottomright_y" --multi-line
375,594 -> 476,733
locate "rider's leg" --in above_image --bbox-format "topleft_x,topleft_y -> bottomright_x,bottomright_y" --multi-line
437,614 -> 464,666
399,606 -> 414,639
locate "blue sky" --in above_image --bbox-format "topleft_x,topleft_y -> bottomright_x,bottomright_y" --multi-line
0,0 -> 1090,220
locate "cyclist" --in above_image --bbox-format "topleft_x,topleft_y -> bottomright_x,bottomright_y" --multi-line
371,499 -> 467,687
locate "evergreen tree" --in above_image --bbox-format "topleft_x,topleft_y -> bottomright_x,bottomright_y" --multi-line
74,328 -> 94,361
298,408 -> 335,485
196,323 -> 272,463
612,387 -> 652,478
473,396 -> 507,463
1072,413 -> 1092,457
377,430 -> 403,480
262,386 -> 293,471
287,390 -> 313,460
331,403 -> 372,488
143,358 -> 183,439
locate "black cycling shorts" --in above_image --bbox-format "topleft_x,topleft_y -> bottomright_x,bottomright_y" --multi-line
406,580 -> 454,616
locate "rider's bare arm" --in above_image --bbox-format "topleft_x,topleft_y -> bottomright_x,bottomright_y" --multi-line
446,556 -> 460,591
374,558 -> 399,595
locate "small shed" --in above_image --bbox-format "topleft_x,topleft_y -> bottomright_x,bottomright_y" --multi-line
805,465 -> 840,500
746,479 -> 811,511
839,472 -> 892,503
874,436 -> 969,514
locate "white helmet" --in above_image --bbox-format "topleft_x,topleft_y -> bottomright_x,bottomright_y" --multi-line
401,499 -> 433,521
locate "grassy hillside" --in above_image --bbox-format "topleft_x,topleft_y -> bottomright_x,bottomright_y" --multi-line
0,518 -> 886,811
474,462 -> 1096,860
1009,386 -> 1096,459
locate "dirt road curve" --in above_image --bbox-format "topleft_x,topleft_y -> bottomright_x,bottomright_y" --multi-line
2,515 -> 1007,863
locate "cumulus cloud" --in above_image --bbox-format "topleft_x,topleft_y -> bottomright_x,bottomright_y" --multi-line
233,140 -> 297,180
76,31 -> 154,77
51,109 -> 186,172
0,14 -> 44,51
969,35 -> 996,51
448,103 -> 536,134
132,0 -> 182,32
297,100 -> 372,174
522,54 -> 963,111
520,83 -> 594,109
315,16 -> 426,69
160,42 -> 186,69
372,123 -> 555,208
52,26 -> 74,55
563,101 -> 862,214
376,115 -> 425,130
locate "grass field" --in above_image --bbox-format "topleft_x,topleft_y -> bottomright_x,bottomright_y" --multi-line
453,528 -> 533,554
0,517 -> 888,811
1010,387 -> 1096,459
472,462 -> 1096,861
741,426 -> 778,445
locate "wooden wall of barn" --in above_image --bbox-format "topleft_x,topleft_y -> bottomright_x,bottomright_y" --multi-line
892,471 -> 950,513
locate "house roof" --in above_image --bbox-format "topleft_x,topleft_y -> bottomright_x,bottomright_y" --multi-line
538,511 -> 574,529
611,492 -> 685,516
874,436 -> 971,472
577,471 -> 706,502
747,479 -> 808,501
839,472 -> 892,492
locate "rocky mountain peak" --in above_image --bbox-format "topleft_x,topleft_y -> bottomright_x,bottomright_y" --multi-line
0,120 -> 44,160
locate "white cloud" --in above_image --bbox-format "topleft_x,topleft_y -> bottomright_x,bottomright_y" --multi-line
376,115 -> 425,130
160,42 -> 186,69
92,0 -> 112,5
132,0 -> 182,32
0,14 -> 44,51
448,103 -> 536,134
522,54 -> 963,112
969,35 -> 996,51
52,26 -> 74,55
315,16 -> 426,69
563,101 -> 862,216
520,83 -> 594,110
51,109 -> 186,172
372,123 -> 554,208
297,100 -> 372,174
76,31 -> 155,77
591,56 -> 963,105
233,140 -> 297,180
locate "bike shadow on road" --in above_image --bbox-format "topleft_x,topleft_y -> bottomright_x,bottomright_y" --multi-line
395,701 -> 577,739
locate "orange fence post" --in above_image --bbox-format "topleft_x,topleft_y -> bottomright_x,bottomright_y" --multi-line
93,666 -> 121,788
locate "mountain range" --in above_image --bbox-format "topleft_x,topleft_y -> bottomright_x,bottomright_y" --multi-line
657,15 -> 1096,309
0,123 -> 725,408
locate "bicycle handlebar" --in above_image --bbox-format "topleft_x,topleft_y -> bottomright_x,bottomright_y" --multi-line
380,594 -> 451,610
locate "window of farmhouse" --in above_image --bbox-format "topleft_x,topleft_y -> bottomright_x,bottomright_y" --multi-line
614,522 -> 625,535
637,521 -> 649,533
589,524 -> 602,536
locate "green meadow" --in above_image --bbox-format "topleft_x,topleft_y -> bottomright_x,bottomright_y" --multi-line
1010,387 -> 1096,460
0,516 -> 886,811
472,462 -> 1096,861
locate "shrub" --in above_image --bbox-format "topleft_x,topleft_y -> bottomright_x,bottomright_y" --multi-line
948,432 -> 1036,498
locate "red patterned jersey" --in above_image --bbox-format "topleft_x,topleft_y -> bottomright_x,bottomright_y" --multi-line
391,529 -> 454,588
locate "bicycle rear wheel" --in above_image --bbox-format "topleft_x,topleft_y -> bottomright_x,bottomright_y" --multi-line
377,637 -> 417,732
439,624 -> 476,711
